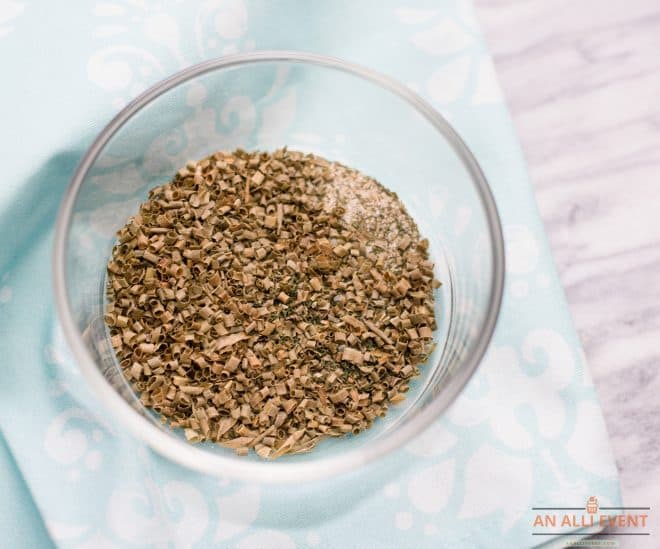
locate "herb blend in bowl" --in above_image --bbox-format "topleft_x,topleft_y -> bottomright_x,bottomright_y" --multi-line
105,148 -> 440,458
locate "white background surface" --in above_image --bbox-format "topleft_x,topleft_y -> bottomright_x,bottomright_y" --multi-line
475,0 -> 659,545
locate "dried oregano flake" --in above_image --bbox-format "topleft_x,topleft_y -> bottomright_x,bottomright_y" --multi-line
106,148 -> 440,458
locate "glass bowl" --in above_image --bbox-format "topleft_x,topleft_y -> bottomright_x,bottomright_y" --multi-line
53,51 -> 504,483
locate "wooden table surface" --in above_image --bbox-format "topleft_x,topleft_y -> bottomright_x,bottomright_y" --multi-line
475,0 -> 660,545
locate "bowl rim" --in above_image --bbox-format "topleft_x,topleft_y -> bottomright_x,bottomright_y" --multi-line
52,50 -> 505,483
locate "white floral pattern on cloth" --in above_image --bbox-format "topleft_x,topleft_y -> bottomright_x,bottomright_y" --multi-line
459,443 -> 534,532
44,409 -> 106,471
0,1 -> 621,548
448,330 -> 575,450
88,0 -> 253,109
397,3 -> 503,105
407,458 -> 456,514
505,224 -> 541,299
107,480 -> 209,547
0,0 -> 23,37
143,80 -> 258,174
214,484 -> 261,542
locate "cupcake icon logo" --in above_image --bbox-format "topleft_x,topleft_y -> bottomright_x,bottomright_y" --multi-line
586,496 -> 599,514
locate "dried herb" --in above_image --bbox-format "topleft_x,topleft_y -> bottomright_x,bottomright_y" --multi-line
106,148 -> 440,458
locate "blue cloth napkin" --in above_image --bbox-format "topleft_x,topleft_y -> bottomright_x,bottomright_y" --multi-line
0,1 -> 620,547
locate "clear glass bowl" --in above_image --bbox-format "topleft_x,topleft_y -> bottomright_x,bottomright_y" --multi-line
53,51 -> 504,483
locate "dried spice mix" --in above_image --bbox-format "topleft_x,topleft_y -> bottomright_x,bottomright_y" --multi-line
105,148 -> 440,458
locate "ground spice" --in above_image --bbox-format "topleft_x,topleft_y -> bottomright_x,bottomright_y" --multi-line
106,148 -> 440,458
